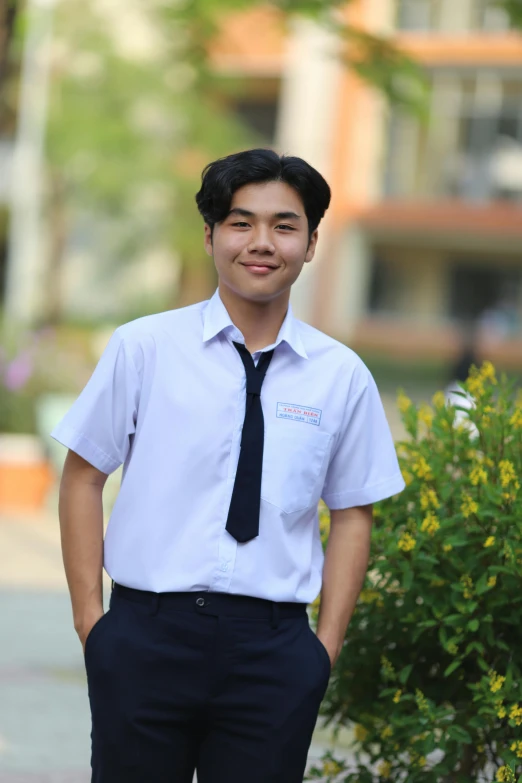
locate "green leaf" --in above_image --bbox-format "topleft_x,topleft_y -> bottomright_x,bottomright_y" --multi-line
444,614 -> 464,626
402,567 -> 414,591
467,619 -> 479,632
399,664 -> 414,684
446,725 -> 472,743
444,660 -> 461,677
465,641 -> 485,655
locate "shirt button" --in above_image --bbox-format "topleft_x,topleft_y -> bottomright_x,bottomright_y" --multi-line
196,597 -> 205,607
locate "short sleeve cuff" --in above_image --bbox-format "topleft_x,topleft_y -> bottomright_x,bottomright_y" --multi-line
322,472 -> 406,510
50,423 -> 121,474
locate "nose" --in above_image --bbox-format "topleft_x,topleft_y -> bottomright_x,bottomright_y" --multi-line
247,226 -> 275,255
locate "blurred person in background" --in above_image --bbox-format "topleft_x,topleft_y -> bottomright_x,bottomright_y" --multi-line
51,148 -> 404,783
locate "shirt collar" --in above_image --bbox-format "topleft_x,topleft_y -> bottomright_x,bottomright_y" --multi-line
202,288 -> 308,360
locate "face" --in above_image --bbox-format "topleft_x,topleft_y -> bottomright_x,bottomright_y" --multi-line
204,181 -> 318,304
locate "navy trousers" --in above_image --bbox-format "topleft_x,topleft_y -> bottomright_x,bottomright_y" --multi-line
84,584 -> 331,783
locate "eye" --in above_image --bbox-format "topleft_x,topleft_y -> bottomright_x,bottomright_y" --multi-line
276,224 -> 296,231
231,221 -> 250,228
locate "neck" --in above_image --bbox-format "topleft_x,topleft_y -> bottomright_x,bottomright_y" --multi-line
218,282 -> 290,354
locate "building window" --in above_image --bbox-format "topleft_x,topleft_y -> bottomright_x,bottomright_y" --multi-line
396,0 -> 510,32
368,255 -> 408,316
384,72 -> 522,201
449,261 -> 522,329
220,77 -> 280,145
397,0 -> 440,31
232,97 -> 279,144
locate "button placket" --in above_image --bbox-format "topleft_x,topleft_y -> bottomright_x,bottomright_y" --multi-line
211,530 -> 237,591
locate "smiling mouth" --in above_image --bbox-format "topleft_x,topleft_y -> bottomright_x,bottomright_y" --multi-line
240,262 -> 278,271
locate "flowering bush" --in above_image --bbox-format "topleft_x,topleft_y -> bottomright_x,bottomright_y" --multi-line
308,362 -> 522,783
0,325 -> 96,434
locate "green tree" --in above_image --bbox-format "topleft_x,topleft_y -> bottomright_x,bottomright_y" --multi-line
45,0 -> 260,322
44,0 -> 522,322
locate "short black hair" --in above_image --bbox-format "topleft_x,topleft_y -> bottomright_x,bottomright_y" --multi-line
195,148 -> 331,237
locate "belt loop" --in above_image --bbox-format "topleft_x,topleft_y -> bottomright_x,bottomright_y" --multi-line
270,601 -> 280,629
150,592 -> 160,616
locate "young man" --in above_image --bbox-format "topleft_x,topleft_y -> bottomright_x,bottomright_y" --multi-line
52,148 -> 405,783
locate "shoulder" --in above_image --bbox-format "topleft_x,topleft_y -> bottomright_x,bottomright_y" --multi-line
105,300 -> 207,374
116,300 -> 206,343
296,319 -> 372,391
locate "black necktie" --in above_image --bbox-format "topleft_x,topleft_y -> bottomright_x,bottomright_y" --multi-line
225,342 -> 275,543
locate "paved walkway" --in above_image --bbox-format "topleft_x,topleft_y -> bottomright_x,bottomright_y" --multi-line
0,504 -> 353,782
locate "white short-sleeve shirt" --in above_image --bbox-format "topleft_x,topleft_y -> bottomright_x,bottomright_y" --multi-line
51,289 -> 405,603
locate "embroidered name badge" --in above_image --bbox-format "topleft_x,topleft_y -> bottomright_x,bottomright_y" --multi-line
276,402 -> 322,426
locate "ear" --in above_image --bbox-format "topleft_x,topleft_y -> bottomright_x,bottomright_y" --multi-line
304,230 -> 319,264
204,224 -> 213,256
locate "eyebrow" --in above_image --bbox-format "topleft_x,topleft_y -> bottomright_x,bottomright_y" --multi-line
226,207 -> 302,221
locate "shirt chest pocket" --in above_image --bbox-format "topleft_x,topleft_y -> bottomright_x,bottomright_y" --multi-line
261,424 -> 333,514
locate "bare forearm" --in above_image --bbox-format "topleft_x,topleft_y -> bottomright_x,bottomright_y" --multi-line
317,505 -> 373,664
58,473 -> 105,637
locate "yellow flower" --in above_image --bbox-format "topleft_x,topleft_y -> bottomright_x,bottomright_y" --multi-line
503,487 -> 519,503
510,740 -> 522,758
499,460 -> 517,488
415,689 -> 429,714
460,573 -> 474,600
381,655 -> 396,679
359,589 -> 381,604
496,766 -> 515,782
398,532 -> 416,552
461,493 -> 479,518
417,756 -> 427,768
498,705 -> 507,719
420,486 -> 440,510
421,511 -> 440,536
443,543 -> 453,553
509,704 -> 522,726
392,689 -> 402,703
354,723 -> 369,742
470,465 -> 488,486
480,360 -> 497,384
509,407 -> 522,429
447,642 -> 459,655
322,759 -> 343,776
467,374 -> 484,399
402,470 -> 414,486
484,536 -> 495,548
489,670 -> 506,694
432,391 -> 446,409
381,725 -> 393,739
413,456 -> 433,480
378,760 -> 391,778
487,575 -> 497,588
418,404 -> 433,428
397,391 -> 412,414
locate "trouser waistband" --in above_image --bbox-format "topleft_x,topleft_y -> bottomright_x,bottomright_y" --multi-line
112,583 -> 308,628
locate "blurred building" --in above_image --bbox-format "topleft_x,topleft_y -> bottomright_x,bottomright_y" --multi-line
212,0 -> 522,367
